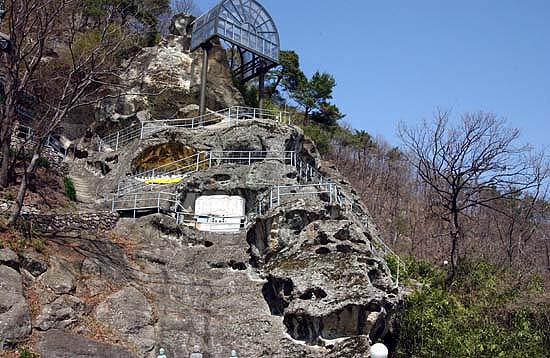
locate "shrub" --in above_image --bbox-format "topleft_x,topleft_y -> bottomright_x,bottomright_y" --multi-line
396,259 -> 550,358
37,156 -> 50,169
63,177 -> 77,201
18,347 -> 39,358
303,124 -> 330,154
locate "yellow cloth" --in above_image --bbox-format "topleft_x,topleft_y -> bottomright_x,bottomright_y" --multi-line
144,178 -> 183,185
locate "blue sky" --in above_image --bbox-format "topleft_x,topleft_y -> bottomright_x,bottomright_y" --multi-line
197,0 -> 550,150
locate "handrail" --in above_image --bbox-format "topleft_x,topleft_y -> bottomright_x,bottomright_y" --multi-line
98,106 -> 292,152
14,124 -> 67,157
116,150 -> 296,195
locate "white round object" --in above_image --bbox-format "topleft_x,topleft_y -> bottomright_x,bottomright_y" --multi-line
370,343 -> 389,358
443,260 -> 449,265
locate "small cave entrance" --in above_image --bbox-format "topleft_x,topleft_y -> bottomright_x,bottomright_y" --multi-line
283,304 -> 384,345
212,173 -> 231,182
262,276 -> 294,316
132,142 -> 200,174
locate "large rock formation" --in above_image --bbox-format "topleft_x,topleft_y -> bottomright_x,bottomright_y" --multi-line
0,254 -> 32,345
62,15 -> 244,139
28,116 -> 402,357
3,14 -> 402,358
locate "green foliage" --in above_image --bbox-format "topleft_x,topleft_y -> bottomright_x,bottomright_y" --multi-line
292,70 -> 344,124
396,259 -> 550,357
63,177 -> 77,202
18,346 -> 39,358
233,78 -> 259,108
385,252 -> 407,282
303,124 -> 330,155
37,156 -> 50,169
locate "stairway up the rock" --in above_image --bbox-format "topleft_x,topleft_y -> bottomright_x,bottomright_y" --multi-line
68,159 -> 102,209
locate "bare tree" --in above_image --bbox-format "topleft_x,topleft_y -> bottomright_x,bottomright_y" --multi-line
399,111 -> 546,284
171,0 -> 199,16
0,0 -> 68,187
2,0 -> 144,225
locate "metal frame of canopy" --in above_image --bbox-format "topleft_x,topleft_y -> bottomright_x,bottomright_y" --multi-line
190,0 -> 280,116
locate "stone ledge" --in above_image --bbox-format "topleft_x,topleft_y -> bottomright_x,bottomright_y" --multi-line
21,212 -> 119,233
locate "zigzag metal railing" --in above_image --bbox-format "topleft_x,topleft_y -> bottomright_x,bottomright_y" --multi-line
115,150 -> 296,196
256,157 -> 407,285
98,106 -> 292,152
15,123 -> 67,157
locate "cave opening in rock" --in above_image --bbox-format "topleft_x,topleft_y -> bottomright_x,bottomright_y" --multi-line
132,142 -> 200,174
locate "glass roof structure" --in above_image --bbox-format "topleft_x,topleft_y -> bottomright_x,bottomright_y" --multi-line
191,0 -> 280,82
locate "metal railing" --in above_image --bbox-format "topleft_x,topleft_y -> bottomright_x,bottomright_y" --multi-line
98,106 -> 292,152
111,191 -> 190,222
255,183 -> 355,215
116,150 -> 296,195
14,124 -> 68,157
256,160 -> 407,286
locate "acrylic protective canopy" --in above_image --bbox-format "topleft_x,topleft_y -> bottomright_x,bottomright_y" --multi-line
190,0 -> 280,82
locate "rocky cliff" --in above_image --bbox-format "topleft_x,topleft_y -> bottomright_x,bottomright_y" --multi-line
0,15 -> 402,358
61,14 -> 243,140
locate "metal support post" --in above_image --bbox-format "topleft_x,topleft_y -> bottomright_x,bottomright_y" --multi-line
133,194 -> 137,219
269,190 -> 273,208
115,131 -> 120,151
236,107 -> 239,125
157,192 -> 161,213
140,122 -> 145,139
248,151 -> 252,165
199,42 -> 212,117
195,153 -> 200,171
277,185 -> 280,206
258,67 -> 265,115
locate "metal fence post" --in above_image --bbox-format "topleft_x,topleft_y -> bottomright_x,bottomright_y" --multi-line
133,194 -> 137,219
208,152 -> 212,168
236,107 -> 240,125
157,192 -> 161,213
140,122 -> 145,139
248,151 -> 252,165
115,131 -> 120,151
196,153 -> 200,171
277,185 -> 280,206
269,189 -> 273,208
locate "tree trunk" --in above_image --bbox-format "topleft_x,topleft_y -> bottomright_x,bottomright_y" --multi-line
0,97 -> 17,188
0,135 -> 11,187
446,209 -> 461,286
8,146 -> 41,226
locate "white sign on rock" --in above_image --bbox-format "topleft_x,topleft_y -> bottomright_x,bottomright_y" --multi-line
194,195 -> 245,232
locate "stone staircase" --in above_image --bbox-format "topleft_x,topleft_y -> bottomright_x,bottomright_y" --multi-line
68,159 -> 101,209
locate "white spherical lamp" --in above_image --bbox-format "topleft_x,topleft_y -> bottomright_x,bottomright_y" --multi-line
370,343 -> 389,358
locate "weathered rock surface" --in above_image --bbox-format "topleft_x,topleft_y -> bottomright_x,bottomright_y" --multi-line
41,258 -> 76,294
37,329 -> 136,358
0,265 -> 32,344
36,294 -> 84,331
10,51 -> 403,355
95,287 -> 155,354
0,248 -> 19,270
20,249 -> 48,277
254,214 -> 399,346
